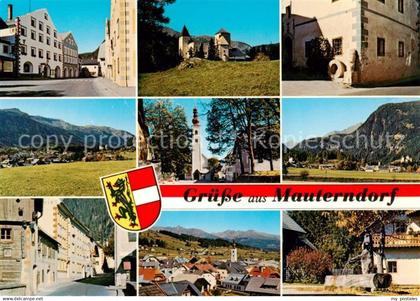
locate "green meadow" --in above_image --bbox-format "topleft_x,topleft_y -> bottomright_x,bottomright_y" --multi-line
0,160 -> 136,196
139,60 -> 280,96
285,168 -> 420,182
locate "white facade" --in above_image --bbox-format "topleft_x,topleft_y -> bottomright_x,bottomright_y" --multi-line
16,9 -> 63,77
81,63 -> 99,77
114,227 -> 137,288
231,247 -> 238,263
191,108 -> 209,180
383,213 -> 420,285
385,248 -> 420,285
98,41 -> 107,77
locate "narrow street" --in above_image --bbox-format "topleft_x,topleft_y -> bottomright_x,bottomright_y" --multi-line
0,77 -> 136,97
39,280 -> 117,296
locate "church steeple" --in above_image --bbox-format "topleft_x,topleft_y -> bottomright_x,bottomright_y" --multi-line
192,107 -> 200,125
181,25 -> 191,37
231,240 -> 238,263
192,107 -> 202,181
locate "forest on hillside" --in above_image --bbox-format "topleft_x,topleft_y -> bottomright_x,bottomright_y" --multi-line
63,199 -> 114,245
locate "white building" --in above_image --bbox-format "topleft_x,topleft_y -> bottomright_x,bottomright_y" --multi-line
4,5 -> 78,78
13,8 -> 63,77
114,227 -> 137,293
97,41 -> 107,77
374,211 -> 420,285
59,32 -> 79,78
231,243 -> 238,263
80,59 -> 100,77
223,148 -> 281,182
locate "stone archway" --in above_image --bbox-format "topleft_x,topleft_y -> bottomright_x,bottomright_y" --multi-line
64,67 -> 68,78
42,65 -> 51,77
23,61 -> 33,73
55,66 -> 61,78
69,68 -> 73,78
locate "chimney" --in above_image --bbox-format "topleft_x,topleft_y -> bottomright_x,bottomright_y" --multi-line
7,4 -> 13,21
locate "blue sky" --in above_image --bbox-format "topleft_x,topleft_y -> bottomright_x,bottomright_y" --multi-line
165,0 -> 279,46
283,98 -> 414,147
0,0 -> 109,53
0,99 -> 135,133
156,211 -> 280,235
145,98 -> 220,158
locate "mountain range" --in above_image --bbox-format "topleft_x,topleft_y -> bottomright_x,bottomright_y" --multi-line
0,108 -> 134,148
155,226 -> 280,251
293,101 -> 420,163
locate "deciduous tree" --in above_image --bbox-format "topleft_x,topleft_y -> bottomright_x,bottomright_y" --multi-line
144,100 -> 191,179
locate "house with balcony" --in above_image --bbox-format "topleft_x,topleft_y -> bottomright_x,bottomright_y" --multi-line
373,211 -> 420,285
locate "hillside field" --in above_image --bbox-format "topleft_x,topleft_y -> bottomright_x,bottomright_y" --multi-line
0,160 -> 136,196
139,231 -> 280,261
139,60 -> 280,96
285,168 -> 420,182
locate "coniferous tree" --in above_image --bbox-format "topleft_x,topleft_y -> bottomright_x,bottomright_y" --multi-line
138,0 -> 179,72
197,44 -> 205,58
207,38 -> 217,60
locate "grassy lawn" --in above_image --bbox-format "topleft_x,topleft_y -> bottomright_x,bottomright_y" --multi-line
0,160 -> 136,196
78,273 -> 114,286
255,170 -> 281,176
139,60 -> 280,96
285,168 -> 420,182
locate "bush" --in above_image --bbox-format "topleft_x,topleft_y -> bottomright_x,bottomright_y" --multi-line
306,36 -> 333,77
300,169 -> 309,180
79,67 -> 92,78
254,52 -> 270,61
287,247 -> 333,284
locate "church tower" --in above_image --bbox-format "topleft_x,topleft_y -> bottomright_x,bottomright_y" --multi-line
179,25 -> 191,59
230,241 -> 238,263
192,107 -> 202,180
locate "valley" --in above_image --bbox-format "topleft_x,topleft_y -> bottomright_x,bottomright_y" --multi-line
283,101 -> 420,182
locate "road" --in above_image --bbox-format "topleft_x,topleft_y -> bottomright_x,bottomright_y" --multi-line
283,80 -> 420,96
0,77 -> 136,97
39,281 -> 117,296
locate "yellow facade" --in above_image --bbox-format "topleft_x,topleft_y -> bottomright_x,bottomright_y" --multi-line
105,0 -> 137,87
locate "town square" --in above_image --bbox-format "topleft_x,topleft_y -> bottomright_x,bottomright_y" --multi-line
0,0 -> 136,96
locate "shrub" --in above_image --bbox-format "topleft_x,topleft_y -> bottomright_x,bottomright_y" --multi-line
306,37 -> 333,77
300,169 -> 309,180
254,52 -> 270,61
79,67 -> 92,78
287,247 -> 333,284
